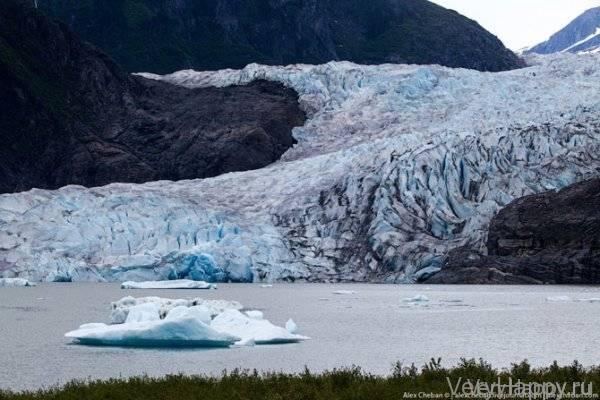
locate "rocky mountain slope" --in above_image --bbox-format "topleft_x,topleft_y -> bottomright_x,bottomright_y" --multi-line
424,178 -> 600,284
37,0 -> 523,74
527,7 -> 600,54
0,0 -> 305,194
1,53 -> 599,283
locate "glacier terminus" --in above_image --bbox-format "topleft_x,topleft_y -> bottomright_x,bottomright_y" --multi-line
1,53 -> 600,283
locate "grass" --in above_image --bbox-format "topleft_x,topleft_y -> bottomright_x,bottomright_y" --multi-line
2,359 -> 600,400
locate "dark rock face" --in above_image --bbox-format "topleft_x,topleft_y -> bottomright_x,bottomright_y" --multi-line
527,7 -> 600,54
37,0 -> 523,74
0,0 -> 305,194
424,179 -> 600,284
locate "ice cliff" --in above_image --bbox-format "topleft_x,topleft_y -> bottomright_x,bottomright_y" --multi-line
1,53 -> 600,283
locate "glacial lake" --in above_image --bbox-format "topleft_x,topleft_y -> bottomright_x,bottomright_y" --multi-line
1,283 -> 600,391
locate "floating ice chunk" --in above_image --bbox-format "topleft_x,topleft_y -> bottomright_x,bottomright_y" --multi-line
245,310 -> 264,320
211,309 -> 309,345
65,317 -> 239,348
332,290 -> 356,295
285,318 -> 298,334
68,295 -> 307,348
402,294 -> 430,303
125,303 -> 161,323
260,285 -> 273,288
0,278 -> 36,287
121,280 -> 215,290
546,296 -> 572,302
577,298 -> 600,303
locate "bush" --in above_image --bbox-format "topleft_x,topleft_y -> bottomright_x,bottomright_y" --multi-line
2,360 -> 600,400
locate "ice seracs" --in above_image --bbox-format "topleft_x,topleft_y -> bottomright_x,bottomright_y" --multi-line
3,53 -> 600,283
0,278 -> 35,287
67,296 -> 308,348
121,280 -> 215,290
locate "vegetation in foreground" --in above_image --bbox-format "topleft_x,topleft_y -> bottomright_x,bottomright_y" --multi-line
2,359 -> 600,400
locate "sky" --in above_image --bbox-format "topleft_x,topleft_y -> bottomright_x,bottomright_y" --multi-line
430,0 -> 600,50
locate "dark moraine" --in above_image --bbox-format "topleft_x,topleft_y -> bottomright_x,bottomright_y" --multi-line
0,0 -> 305,194
423,178 -> 600,284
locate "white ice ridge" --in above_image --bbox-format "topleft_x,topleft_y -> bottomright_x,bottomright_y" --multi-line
121,280 -> 215,290
66,296 -> 308,347
2,53 -> 600,283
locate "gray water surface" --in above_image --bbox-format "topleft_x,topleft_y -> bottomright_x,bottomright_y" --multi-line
1,283 -> 600,391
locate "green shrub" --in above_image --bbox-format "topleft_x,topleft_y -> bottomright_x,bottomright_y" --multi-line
2,360 -> 600,400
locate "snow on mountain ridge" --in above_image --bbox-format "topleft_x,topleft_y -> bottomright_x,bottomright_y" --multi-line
528,7 -> 600,55
2,54 -> 600,283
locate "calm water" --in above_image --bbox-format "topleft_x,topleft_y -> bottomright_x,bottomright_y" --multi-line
1,283 -> 600,391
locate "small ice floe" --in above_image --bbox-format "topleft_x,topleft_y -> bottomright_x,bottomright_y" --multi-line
546,296 -> 600,303
260,284 -> 273,288
66,296 -> 308,348
286,318 -> 298,334
546,296 -> 573,302
332,290 -> 356,295
578,298 -> 600,303
0,278 -> 36,287
402,294 -> 430,303
121,279 -> 215,290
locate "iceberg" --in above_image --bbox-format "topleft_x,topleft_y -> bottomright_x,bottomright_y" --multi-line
3,54 -> 600,283
546,296 -> 573,302
333,290 -> 356,295
211,309 -> 309,345
67,296 -> 307,348
121,280 -> 215,290
65,318 -> 239,348
0,278 -> 35,287
402,294 -> 430,303
285,318 -> 298,334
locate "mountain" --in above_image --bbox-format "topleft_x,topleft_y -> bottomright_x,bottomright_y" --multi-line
527,7 -> 600,54
424,178 -> 600,284
37,0 -> 523,74
0,0 -> 305,194
1,54 -> 599,283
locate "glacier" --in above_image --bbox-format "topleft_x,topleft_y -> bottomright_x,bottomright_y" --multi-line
1,53 -> 600,283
